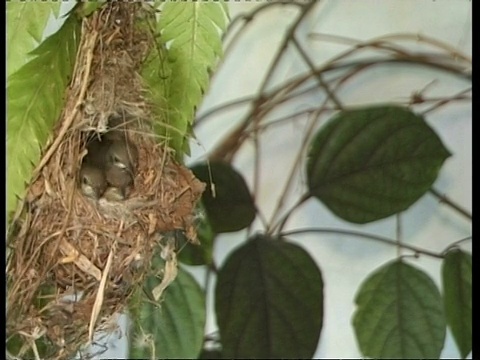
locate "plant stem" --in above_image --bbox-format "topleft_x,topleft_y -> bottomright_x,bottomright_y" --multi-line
429,187 -> 472,221
281,227 -> 446,259
291,35 -> 344,109
396,213 -> 402,257
441,236 -> 472,255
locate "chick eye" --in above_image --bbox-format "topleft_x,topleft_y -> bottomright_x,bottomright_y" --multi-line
108,154 -> 119,163
82,175 -> 89,185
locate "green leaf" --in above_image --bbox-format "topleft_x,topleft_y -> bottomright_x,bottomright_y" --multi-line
442,249 -> 472,358
74,1 -> 107,18
353,259 -> 446,358
130,261 -> 206,359
216,234 -> 323,358
7,15 -> 81,214
141,36 -> 173,142
178,204 -> 216,266
190,162 -> 256,233
306,105 -> 451,224
7,2 -> 61,78
7,334 -> 53,360
156,2 -> 228,156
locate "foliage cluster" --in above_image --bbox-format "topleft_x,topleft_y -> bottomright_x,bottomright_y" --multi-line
6,2 -> 471,359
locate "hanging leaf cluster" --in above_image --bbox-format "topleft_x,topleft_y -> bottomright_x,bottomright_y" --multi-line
132,104 -> 468,359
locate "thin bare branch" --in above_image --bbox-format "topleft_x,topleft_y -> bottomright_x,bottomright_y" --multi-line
429,187 -> 472,221
281,227 -> 446,259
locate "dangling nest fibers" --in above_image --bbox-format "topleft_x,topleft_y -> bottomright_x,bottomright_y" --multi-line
6,3 -> 205,359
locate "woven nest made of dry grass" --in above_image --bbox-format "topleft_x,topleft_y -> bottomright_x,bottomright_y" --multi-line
6,3 -> 205,359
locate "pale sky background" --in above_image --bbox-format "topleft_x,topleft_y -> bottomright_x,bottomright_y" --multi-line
41,1 -> 471,358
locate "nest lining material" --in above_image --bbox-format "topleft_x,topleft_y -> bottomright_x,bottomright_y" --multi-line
7,3 -> 205,359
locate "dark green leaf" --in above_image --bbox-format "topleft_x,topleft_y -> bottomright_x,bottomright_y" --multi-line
199,348 -> 223,359
7,14 -> 81,214
353,259 -> 446,358
442,248 -> 472,358
130,260 -> 206,359
306,105 -> 451,223
7,334 -> 53,360
178,204 -> 216,266
190,162 -> 256,233
215,234 -> 323,358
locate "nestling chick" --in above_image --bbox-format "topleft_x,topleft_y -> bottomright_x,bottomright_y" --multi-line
104,138 -> 139,177
106,114 -> 129,134
84,137 -> 110,167
103,165 -> 134,201
79,162 -> 108,199
103,186 -> 128,202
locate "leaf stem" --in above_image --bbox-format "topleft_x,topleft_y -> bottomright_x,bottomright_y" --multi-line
270,192 -> 311,235
441,236 -> 472,255
396,213 -> 402,258
429,187 -> 472,221
280,227 -> 446,259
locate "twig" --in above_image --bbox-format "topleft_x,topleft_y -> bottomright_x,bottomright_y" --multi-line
308,32 -> 471,64
199,53 -> 470,135
223,1 -> 303,45
247,86 -> 470,134
208,1 -> 317,161
291,35 -> 344,109
217,1 -> 305,87
441,236 -> 472,255
255,1 -> 317,101
266,109 -> 324,233
195,95 -> 256,126
429,187 -> 472,221
396,213 -> 402,257
251,121 -> 261,234
420,87 -> 472,115
272,192 -> 311,235
281,227 -> 445,259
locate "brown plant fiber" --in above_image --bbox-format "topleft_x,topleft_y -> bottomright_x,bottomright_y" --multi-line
7,3 -> 204,359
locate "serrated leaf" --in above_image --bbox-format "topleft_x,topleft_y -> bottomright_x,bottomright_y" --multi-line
190,161 -> 256,233
353,259 -> 446,358
216,234 -> 323,358
130,261 -> 206,359
156,2 -> 228,156
7,15 -> 81,214
74,1 -> 107,18
306,105 -> 451,224
442,249 -> 472,358
141,40 -> 173,140
7,2 -> 61,78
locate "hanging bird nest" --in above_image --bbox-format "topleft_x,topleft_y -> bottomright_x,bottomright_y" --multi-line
6,3 -> 205,359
